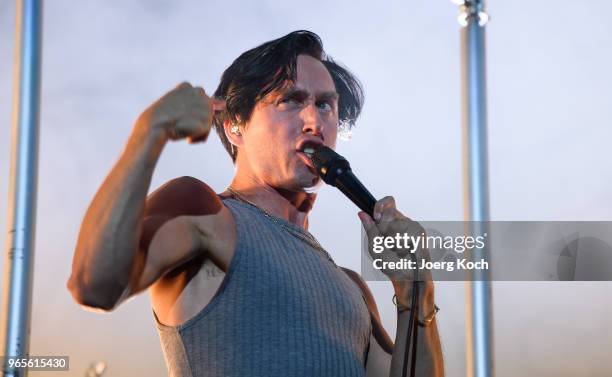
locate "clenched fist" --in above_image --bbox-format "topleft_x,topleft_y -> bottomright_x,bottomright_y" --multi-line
136,82 -> 226,144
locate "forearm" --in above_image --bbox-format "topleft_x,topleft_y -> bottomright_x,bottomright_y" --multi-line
389,281 -> 444,377
68,118 -> 167,308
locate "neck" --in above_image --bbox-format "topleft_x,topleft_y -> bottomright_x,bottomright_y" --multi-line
227,176 -> 317,230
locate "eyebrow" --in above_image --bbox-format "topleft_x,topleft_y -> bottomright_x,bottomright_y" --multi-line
279,87 -> 339,101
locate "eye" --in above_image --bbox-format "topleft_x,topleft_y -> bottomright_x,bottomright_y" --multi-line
279,93 -> 303,104
276,96 -> 300,109
317,101 -> 333,112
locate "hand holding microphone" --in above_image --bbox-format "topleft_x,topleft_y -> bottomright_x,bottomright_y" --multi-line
308,146 -> 433,284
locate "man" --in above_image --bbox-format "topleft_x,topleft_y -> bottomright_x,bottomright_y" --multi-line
68,30 -> 444,376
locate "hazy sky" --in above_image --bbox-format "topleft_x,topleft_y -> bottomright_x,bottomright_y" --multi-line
1,1 -> 611,376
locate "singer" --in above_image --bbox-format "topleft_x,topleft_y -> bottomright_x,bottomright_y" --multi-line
68,31 -> 443,377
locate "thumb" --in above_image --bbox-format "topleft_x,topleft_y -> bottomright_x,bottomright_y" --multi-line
358,211 -> 380,240
211,98 -> 226,112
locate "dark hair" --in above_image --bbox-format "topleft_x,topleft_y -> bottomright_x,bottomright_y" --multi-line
212,30 -> 364,162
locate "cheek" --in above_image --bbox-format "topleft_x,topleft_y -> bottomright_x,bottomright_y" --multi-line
250,134 -> 283,160
245,124 -> 294,162
245,110 -> 289,155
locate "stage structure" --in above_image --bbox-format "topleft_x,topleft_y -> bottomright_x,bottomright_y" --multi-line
454,1 -> 494,376
1,1 -> 43,376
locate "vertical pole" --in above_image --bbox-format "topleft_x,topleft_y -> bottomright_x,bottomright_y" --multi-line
455,1 -> 494,376
2,0 -> 43,376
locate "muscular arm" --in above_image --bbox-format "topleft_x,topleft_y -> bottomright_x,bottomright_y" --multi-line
67,83 -> 220,310
67,122 -> 168,310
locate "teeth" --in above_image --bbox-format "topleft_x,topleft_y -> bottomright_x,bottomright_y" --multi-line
303,147 -> 315,156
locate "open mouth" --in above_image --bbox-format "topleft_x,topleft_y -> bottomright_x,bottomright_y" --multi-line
301,145 -> 317,158
296,150 -> 316,170
295,139 -> 323,175
297,140 -> 322,157
296,142 -> 321,172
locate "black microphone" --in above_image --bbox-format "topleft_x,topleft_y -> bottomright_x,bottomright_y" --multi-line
308,146 -> 377,217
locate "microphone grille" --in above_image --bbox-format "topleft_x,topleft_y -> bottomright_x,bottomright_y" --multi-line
310,146 -> 342,168
310,146 -> 350,185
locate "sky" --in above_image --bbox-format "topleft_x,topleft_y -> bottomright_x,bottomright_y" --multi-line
1,1 -> 611,376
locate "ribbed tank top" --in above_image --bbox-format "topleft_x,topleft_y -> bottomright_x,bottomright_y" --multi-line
154,198 -> 372,377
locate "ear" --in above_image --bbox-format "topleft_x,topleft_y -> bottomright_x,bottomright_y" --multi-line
223,119 -> 244,150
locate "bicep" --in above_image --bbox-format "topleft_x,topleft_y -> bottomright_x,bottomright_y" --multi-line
129,215 -> 204,295
116,176 -> 224,301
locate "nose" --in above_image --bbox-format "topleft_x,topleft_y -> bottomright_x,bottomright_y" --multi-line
301,101 -> 324,136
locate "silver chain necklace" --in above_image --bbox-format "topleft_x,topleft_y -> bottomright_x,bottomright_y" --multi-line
226,186 -> 337,268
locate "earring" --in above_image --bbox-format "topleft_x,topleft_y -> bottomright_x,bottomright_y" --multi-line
337,119 -> 353,141
230,123 -> 241,135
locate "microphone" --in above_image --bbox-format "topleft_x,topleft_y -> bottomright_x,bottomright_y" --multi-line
308,146 -> 377,217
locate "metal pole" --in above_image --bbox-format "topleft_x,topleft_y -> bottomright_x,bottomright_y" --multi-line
2,0 -> 43,376
454,1 -> 494,376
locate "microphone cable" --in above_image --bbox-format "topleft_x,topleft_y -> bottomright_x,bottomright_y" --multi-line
401,273 -> 419,377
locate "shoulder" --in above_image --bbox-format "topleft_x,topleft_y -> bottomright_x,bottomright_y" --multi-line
340,267 -> 394,355
144,176 -> 223,218
140,176 -> 230,253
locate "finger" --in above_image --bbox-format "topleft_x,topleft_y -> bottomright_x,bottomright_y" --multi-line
193,86 -> 207,97
187,128 -> 212,143
373,196 -> 395,222
187,132 -> 209,144
190,118 -> 212,137
176,81 -> 193,91
210,98 -> 226,112
167,128 -> 185,140
187,116 -> 212,138
358,211 -> 380,240
189,107 -> 211,122
174,118 -> 207,139
380,204 -> 399,223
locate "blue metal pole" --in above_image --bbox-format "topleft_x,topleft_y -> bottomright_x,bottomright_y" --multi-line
2,0 -> 43,376
455,1 -> 494,376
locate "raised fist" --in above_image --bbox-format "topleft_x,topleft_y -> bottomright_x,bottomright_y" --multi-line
137,82 -> 226,144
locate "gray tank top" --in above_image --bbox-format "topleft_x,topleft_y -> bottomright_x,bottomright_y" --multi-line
154,198 -> 372,377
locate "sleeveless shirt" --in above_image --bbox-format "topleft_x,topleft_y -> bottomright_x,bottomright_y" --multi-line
154,198 -> 372,377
